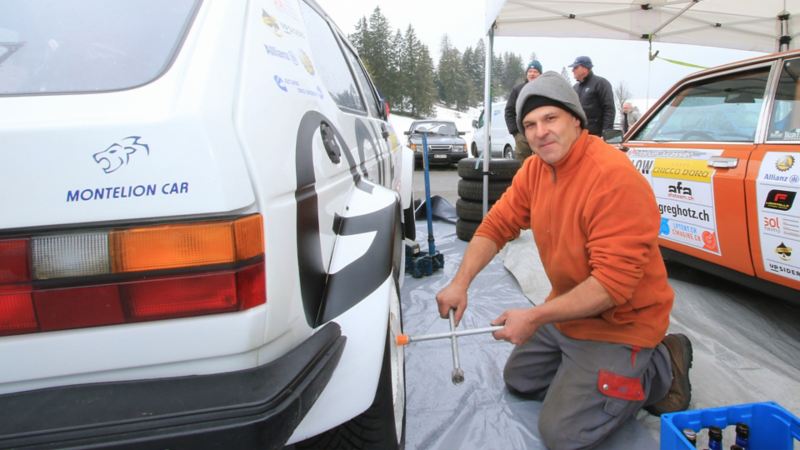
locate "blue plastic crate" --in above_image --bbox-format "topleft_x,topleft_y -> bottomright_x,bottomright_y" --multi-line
661,402 -> 800,450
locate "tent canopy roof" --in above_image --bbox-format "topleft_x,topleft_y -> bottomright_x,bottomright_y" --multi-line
485,0 -> 800,53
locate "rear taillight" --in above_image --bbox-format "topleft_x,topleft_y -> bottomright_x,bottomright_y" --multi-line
0,214 -> 266,336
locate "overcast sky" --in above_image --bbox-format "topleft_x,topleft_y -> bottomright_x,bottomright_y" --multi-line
315,0 -> 762,106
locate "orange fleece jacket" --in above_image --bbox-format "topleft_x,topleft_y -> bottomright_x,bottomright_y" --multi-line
476,131 -> 673,348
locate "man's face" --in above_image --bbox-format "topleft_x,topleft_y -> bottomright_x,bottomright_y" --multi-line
572,65 -> 589,82
522,105 -> 581,165
622,103 -> 632,113
526,68 -> 541,81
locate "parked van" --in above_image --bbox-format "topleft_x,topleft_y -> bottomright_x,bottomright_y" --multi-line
0,1 -> 412,449
623,50 -> 800,302
472,101 -> 516,159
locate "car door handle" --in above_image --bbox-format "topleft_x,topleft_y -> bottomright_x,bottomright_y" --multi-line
707,156 -> 738,168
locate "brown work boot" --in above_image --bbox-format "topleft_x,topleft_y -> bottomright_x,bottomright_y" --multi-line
645,333 -> 693,416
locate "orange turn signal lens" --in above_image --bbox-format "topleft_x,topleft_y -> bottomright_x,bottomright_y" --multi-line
234,214 -> 264,261
110,221 -> 236,273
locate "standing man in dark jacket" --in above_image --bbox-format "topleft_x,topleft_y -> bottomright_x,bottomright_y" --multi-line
570,56 -> 615,137
505,60 -> 542,160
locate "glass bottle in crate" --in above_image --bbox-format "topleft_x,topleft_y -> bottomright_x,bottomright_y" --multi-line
734,422 -> 749,450
708,426 -> 723,450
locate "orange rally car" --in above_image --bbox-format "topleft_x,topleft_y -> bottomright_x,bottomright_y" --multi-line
622,50 -> 800,302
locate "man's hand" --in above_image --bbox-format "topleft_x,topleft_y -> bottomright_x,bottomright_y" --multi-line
436,282 -> 468,325
491,308 -> 539,345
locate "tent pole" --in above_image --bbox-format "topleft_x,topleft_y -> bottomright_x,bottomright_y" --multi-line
779,12 -> 791,51
483,25 -> 494,217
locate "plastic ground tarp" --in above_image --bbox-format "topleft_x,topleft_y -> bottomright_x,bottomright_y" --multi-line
401,215 -> 658,449
401,205 -> 800,449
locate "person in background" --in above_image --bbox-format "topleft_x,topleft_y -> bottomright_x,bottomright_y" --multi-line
436,71 -> 693,450
622,101 -> 641,134
505,60 -> 542,160
570,56 -> 615,137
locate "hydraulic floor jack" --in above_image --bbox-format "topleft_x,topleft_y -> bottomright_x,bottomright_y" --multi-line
406,130 -> 444,278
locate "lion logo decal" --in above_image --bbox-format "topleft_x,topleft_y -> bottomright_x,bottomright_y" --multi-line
93,136 -> 149,174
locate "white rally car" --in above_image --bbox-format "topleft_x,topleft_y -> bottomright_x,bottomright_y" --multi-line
0,1 -> 413,449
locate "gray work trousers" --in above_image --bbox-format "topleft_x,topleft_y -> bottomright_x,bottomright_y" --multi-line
503,323 -> 672,450
514,132 -> 532,161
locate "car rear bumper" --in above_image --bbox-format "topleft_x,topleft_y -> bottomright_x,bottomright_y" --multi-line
0,322 -> 345,450
415,152 -> 468,165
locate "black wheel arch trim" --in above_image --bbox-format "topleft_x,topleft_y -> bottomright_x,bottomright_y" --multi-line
295,111 -> 401,327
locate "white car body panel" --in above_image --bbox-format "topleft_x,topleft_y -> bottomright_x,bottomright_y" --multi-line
0,0 -> 411,445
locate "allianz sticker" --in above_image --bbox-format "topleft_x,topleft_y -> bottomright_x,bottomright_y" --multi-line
264,44 -> 298,66
756,152 -> 800,282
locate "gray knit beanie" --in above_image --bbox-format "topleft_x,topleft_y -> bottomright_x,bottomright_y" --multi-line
515,71 -> 587,133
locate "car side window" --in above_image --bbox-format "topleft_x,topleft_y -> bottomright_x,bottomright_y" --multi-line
633,68 -> 769,142
768,58 -> 800,141
341,45 -> 381,117
299,2 -> 366,114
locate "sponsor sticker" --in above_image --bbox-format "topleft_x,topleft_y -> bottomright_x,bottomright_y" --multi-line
627,149 -> 723,255
756,152 -> 800,282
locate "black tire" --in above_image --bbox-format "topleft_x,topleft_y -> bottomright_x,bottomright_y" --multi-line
503,145 -> 514,159
457,179 -> 511,202
295,333 -> 404,450
471,142 -> 478,158
456,218 -> 480,242
456,198 -> 490,222
457,158 -> 521,181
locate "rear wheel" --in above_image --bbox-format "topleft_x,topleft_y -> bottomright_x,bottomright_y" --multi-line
503,145 -> 514,159
471,142 -> 478,158
295,329 -> 404,450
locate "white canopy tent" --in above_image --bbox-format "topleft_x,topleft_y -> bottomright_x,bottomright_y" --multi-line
477,0 -> 800,213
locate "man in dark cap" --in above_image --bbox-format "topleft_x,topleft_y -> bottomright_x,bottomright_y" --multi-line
570,56 -> 616,137
504,60 -> 542,160
437,71 -> 692,449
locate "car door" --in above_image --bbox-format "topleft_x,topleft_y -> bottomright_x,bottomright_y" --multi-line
626,64 -> 772,277
490,106 -> 506,156
746,56 -> 800,293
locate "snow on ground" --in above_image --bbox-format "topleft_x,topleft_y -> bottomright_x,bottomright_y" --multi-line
390,104 -> 481,151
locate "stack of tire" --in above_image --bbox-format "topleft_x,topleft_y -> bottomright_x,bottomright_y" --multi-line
455,157 -> 521,241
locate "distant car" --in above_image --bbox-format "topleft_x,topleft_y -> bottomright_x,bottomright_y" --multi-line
405,120 -> 468,167
623,49 -> 800,303
471,102 -> 516,159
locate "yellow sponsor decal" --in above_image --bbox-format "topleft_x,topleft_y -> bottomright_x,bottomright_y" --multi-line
651,158 -> 713,182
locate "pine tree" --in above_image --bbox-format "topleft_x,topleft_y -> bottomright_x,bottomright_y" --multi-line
436,35 -> 472,111
469,39 -> 487,103
349,17 -> 369,59
500,52 -> 524,96
413,45 -> 436,117
360,7 -> 397,105
389,28 -> 404,109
